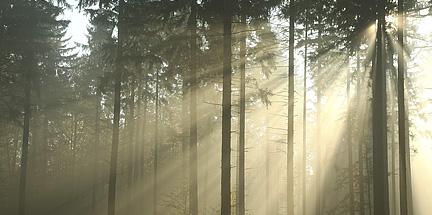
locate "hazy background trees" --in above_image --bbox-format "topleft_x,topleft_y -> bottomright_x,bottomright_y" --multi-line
1,0 -> 432,215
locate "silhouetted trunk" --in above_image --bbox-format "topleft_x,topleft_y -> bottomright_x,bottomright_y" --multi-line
315,25 -> 322,215
302,23 -> 307,215
189,1 -> 198,214
127,76 -> 135,215
18,52 -> 32,215
72,113 -> 78,198
133,68 -> 142,215
405,92 -> 413,215
347,58 -> 354,215
391,90 -> 398,215
238,0 -> 246,214
397,0 -> 411,214
287,0 -> 295,214
181,71 -> 188,215
108,0 -> 124,214
373,0 -> 389,213
221,0 -> 232,213
141,69 -> 149,213
366,138 -> 373,215
154,67 -> 159,215
356,52 -> 365,215
92,88 -> 101,215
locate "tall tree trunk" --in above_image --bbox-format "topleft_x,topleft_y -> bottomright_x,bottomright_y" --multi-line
72,113 -> 78,199
356,52 -> 365,215
287,0 -> 295,214
134,70 -> 142,215
154,67 -> 159,215
347,57 -> 354,215
315,25 -> 322,215
108,0 -> 124,214
221,0 -> 232,213
391,89 -> 398,215
18,52 -> 32,215
127,77 -> 135,215
405,89 -> 413,215
141,69 -> 149,213
373,0 -> 389,213
366,132 -> 373,215
182,71 -> 188,215
397,0 -> 412,214
189,1 -> 198,214
238,0 -> 246,214
302,23 -> 307,215
92,88 -> 101,215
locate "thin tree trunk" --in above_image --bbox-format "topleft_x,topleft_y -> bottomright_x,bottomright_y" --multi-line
221,0 -> 232,213
373,0 -> 389,213
141,69 -> 149,213
204,117 -> 210,207
366,139 -> 373,215
302,23 -> 307,215
397,0 -> 410,214
92,88 -> 101,215
107,0 -> 124,214
238,0 -> 246,214
189,1 -> 198,214
18,53 -> 32,215
41,117 -> 48,194
73,113 -> 78,199
391,90 -> 398,215
315,26 -> 322,215
356,52 -> 365,215
127,77 -> 135,215
182,71 -> 188,215
287,0 -> 295,214
405,89 -> 413,215
153,67 -> 159,215
347,57 -> 354,215
134,70 -> 142,215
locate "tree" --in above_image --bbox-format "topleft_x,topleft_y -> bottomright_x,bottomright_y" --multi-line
287,0 -> 295,214
397,0 -> 412,214
221,0 -> 232,213
302,21 -> 308,215
346,55 -> 354,215
238,0 -> 246,214
189,1 -> 198,214
372,0 -> 389,214
107,0 -> 124,214
2,1 -> 69,214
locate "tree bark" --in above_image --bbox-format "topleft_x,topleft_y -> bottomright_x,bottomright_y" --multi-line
238,0 -> 246,214
107,0 -> 124,214
356,52 -> 365,215
189,1 -> 198,214
127,76 -> 135,215
141,68 -> 149,213
302,23 -> 307,215
92,88 -> 101,215
154,67 -> 159,215
182,70 -> 188,215
287,0 -> 295,214
18,52 -> 32,215
373,0 -> 389,213
221,0 -> 232,213
347,57 -> 354,215
315,25 -> 322,215
397,0 -> 411,214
